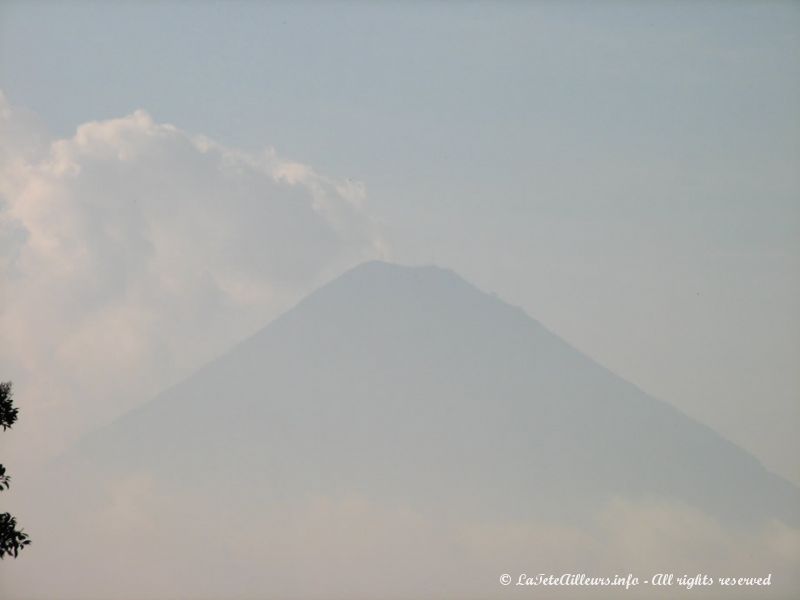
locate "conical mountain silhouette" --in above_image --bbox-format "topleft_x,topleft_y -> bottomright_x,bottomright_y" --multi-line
77,261 -> 798,528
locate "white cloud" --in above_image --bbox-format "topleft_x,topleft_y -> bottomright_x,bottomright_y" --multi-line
0,92 -> 386,463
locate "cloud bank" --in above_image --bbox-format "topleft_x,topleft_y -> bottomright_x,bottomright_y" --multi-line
0,91 -> 385,463
6,471 -> 799,599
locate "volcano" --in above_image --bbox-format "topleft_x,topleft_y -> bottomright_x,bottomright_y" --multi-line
15,261 -> 794,600
74,260 -> 798,527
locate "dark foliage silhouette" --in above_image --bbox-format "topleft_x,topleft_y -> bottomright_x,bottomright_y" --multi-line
0,381 -> 30,559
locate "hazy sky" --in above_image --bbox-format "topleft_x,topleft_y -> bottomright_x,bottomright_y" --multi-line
0,0 -> 798,486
